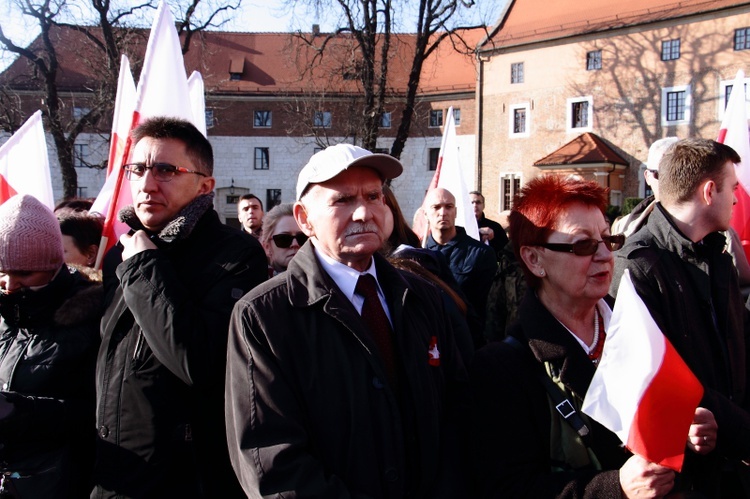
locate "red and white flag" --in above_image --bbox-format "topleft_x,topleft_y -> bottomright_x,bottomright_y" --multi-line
717,69 -> 750,263
582,270 -> 703,471
91,55 -> 136,265
0,110 -> 54,209
414,106 -> 479,243
94,1 -> 204,267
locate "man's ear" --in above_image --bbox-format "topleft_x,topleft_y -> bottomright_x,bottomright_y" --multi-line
702,179 -> 716,206
293,201 -> 314,237
198,176 -> 215,196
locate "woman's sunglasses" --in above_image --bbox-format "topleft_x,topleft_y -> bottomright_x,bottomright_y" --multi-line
538,234 -> 625,256
272,233 -> 308,248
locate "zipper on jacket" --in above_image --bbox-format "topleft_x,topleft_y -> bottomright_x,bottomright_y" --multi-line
132,332 -> 144,361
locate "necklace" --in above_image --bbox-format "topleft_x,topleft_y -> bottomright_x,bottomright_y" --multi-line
588,307 -> 606,364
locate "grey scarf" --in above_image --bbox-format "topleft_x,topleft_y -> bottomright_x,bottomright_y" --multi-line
118,193 -> 215,246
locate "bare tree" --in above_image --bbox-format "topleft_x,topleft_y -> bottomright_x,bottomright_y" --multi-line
0,0 -> 240,199
286,0 -> 491,157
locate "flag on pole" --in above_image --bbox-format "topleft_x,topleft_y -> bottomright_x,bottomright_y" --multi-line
582,270 -> 703,471
717,69 -> 750,263
94,1 -> 204,268
0,110 -> 54,209
188,71 -> 207,136
414,106 -> 479,243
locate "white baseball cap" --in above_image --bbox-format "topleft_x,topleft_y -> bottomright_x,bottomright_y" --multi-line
296,144 -> 403,200
646,137 -> 680,172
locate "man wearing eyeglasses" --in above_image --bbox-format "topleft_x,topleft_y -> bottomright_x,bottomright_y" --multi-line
259,203 -> 306,276
92,117 -> 267,498
226,144 -> 469,497
611,138 -> 750,495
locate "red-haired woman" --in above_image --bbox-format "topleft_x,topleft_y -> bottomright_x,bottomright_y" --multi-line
469,175 -> 715,497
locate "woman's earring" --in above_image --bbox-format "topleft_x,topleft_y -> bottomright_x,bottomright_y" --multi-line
539,270 -> 545,277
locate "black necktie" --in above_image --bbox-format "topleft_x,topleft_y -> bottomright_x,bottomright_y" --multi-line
355,274 -> 398,389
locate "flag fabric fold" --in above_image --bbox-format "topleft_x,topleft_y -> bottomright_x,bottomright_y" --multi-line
582,269 -> 703,471
414,106 -> 479,243
0,110 -> 54,209
717,69 -> 750,263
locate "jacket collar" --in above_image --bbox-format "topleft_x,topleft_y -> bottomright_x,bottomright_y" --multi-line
646,203 -> 727,263
425,225 -> 467,249
118,193 -> 216,246
511,290 -> 600,398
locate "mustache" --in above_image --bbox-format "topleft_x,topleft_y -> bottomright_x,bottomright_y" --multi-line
344,223 -> 379,236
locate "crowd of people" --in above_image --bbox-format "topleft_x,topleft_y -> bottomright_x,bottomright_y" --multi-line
0,116 -> 748,498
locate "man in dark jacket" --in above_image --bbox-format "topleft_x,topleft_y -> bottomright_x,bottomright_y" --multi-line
424,188 -> 496,339
92,118 -> 267,498
470,190 -> 508,261
226,144 -> 469,497
611,138 -> 750,495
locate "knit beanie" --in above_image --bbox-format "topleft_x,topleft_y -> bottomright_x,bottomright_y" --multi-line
0,194 -> 64,272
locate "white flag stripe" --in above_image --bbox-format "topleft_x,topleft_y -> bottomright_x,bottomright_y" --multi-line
582,269 -> 665,442
0,110 -> 54,209
720,70 -> 750,192
188,71 -> 207,137
436,106 -> 480,240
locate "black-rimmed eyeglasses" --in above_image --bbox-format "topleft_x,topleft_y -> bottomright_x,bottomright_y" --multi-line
272,233 -> 308,248
123,162 -> 207,182
538,234 -> 625,256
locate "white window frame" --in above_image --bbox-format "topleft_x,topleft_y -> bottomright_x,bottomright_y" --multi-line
254,110 -> 272,128
610,190 -> 623,208
428,109 -> 443,128
719,78 -> 750,120
313,111 -> 332,128
74,143 -> 89,168
509,103 -> 530,138
453,108 -> 461,127
566,96 -> 593,132
499,173 -> 522,212
205,109 -> 215,129
660,85 -> 691,126
511,62 -> 524,84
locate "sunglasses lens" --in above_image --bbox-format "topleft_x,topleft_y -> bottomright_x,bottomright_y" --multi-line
296,233 -> 308,246
273,234 -> 294,248
572,239 -> 599,256
606,235 -> 625,251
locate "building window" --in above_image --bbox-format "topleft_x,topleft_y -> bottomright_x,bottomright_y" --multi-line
205,109 -> 214,129
229,72 -> 241,81
509,103 -> 530,137
313,111 -> 332,128
610,190 -> 623,208
374,148 -> 389,154
453,108 -> 461,126
661,85 -> 691,125
254,147 -> 270,170
735,28 -> 750,50
719,78 -> 750,119
586,50 -> 602,70
428,148 -> 440,170
74,143 -> 89,167
77,187 -> 87,198
254,110 -> 272,128
661,39 -> 680,61
511,62 -> 524,84
501,174 -> 521,211
566,96 -> 593,131
72,107 -> 90,120
226,195 -> 239,204
266,189 -> 282,209
379,112 -> 392,128
429,110 -> 443,128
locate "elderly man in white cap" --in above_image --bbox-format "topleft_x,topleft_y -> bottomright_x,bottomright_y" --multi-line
225,144 -> 469,498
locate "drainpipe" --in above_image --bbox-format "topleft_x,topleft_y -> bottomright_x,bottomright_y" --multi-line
476,53 -> 485,192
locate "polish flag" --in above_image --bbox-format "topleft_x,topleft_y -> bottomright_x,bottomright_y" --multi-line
582,270 -> 703,471
414,106 -> 479,244
94,1 -> 204,268
0,110 -> 54,209
717,69 -> 750,263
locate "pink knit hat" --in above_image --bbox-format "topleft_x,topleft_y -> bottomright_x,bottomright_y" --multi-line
0,194 -> 64,272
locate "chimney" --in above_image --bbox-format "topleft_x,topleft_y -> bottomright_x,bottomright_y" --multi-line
312,24 -> 320,37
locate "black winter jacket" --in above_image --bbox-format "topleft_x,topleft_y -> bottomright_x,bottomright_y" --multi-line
0,266 -> 101,498
226,243 -> 471,498
470,291 -> 628,498
92,203 -> 267,499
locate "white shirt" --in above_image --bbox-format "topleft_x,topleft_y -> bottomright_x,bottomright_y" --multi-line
314,246 -> 393,326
